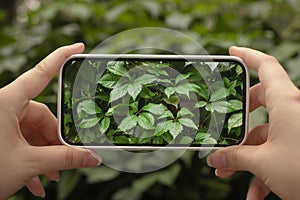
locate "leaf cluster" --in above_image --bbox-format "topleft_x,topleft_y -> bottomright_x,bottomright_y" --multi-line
63,59 -> 245,146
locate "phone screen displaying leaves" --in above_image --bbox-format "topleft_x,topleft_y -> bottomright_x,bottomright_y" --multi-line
61,56 -> 247,147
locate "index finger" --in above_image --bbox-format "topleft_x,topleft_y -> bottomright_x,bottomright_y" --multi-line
229,46 -> 297,108
10,43 -> 84,100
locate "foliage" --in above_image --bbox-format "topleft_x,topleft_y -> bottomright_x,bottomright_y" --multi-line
2,0 -> 300,200
63,59 -> 245,146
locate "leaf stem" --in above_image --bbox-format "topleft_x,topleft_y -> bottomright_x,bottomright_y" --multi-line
220,137 -> 240,143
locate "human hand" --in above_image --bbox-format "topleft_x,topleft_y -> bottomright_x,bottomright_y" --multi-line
207,46 -> 300,200
0,43 -> 101,199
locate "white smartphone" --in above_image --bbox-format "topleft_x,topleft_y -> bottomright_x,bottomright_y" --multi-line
58,54 -> 249,150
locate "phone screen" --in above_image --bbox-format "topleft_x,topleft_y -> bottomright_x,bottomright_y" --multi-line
60,55 -> 248,147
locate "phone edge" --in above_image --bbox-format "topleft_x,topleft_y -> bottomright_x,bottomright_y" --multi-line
57,54 -> 250,151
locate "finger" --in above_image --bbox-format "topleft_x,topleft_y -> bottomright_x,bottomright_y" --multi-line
229,46 -> 297,107
26,176 -> 45,198
245,124 -> 269,146
215,169 -> 235,178
9,43 -> 84,101
247,177 -> 270,200
45,171 -> 60,182
213,125 -> 269,178
20,123 -> 49,146
29,146 -> 101,175
20,101 -> 60,145
249,83 -> 266,112
207,145 -> 258,173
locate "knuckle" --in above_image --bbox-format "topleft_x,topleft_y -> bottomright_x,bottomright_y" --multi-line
39,102 -> 50,113
34,62 -> 51,81
54,46 -> 70,60
230,147 -> 241,169
264,55 -> 279,65
228,145 -> 251,170
31,102 -> 51,126
64,148 -> 75,169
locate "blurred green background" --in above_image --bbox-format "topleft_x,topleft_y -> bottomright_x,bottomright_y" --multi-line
1,0 -> 299,199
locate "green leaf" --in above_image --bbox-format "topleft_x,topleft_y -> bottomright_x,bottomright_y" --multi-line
162,132 -> 173,143
105,104 -> 128,116
228,100 -> 243,111
139,137 -> 151,144
195,132 -> 207,141
179,136 -> 193,144
178,118 -> 198,129
165,87 -> 175,98
109,83 -> 128,102
177,107 -> 194,118
195,132 -> 218,144
158,110 -> 174,119
130,101 -> 139,112
78,117 -> 101,128
167,121 -> 183,138
119,115 -> 138,132
64,113 -> 72,134
174,84 -> 190,98
98,73 -> 119,89
219,139 -> 229,145
228,80 -> 237,89
127,82 -> 142,100
137,112 -> 155,130
194,86 -> 210,100
223,77 -> 231,87
211,101 -> 232,113
77,100 -> 102,115
114,135 -> 129,144
228,88 -> 237,96
107,61 -> 128,77
148,68 -> 169,77
235,65 -> 243,76
205,103 -> 214,112
163,95 -> 179,108
153,137 -> 163,144
139,87 -> 156,98
195,101 -> 207,108
202,137 -> 218,144
210,88 -> 229,102
157,78 -> 172,84
228,113 -> 243,132
154,122 -> 168,136
142,103 -> 167,115
99,117 -> 110,133
135,74 -> 157,85
175,73 -> 192,85
95,93 -> 109,102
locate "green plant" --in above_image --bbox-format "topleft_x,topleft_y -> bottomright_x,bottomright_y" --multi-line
62,59 -> 245,146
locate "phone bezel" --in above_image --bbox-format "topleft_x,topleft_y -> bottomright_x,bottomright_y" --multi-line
58,54 -> 249,150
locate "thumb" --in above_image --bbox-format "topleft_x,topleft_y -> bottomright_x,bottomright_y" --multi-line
207,145 -> 257,172
29,146 -> 101,174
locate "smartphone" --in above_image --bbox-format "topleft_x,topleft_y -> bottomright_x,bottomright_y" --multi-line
58,54 -> 249,150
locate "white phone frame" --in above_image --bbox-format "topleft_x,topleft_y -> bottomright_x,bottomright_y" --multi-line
58,54 -> 249,150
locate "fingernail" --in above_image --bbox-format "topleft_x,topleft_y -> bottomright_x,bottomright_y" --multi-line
71,42 -> 84,48
83,150 -> 102,167
207,152 -> 228,168
54,176 -> 60,182
49,176 -> 60,182
214,169 -> 219,177
39,192 -> 46,198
